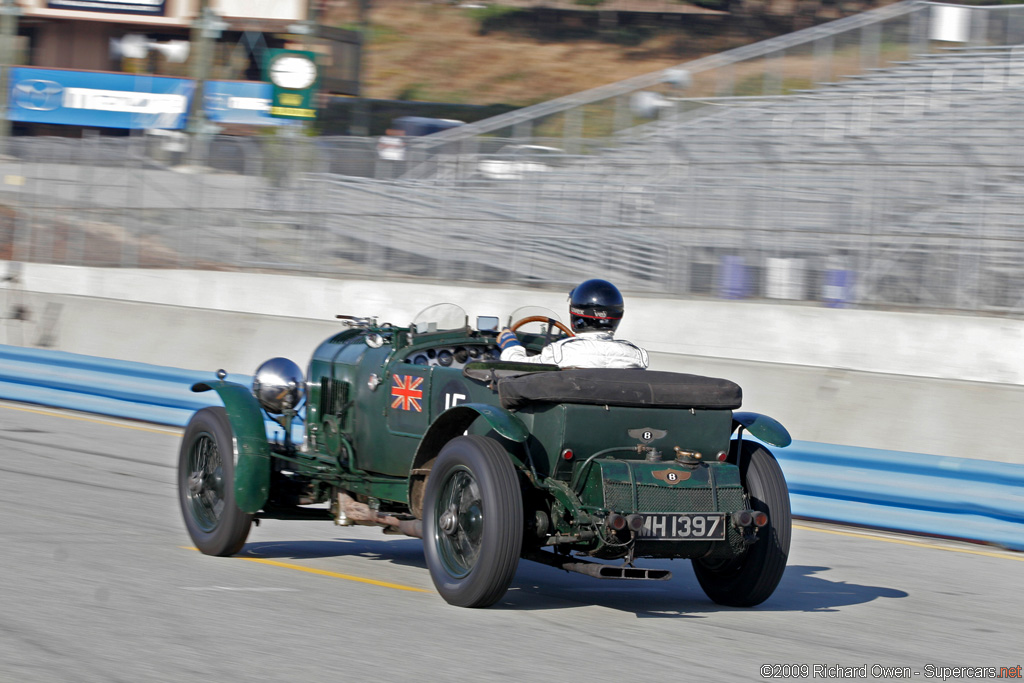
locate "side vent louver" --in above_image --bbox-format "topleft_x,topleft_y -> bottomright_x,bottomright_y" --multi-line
320,377 -> 350,417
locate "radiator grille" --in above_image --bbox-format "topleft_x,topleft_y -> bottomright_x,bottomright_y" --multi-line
603,481 -> 745,513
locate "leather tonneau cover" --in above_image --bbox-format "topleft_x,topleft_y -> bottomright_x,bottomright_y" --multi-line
498,369 -> 742,410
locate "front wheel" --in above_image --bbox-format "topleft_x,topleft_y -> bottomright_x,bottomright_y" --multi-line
178,407 -> 253,556
423,435 -> 523,608
692,441 -> 791,607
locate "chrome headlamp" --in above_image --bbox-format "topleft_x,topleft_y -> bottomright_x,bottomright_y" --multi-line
252,357 -> 304,414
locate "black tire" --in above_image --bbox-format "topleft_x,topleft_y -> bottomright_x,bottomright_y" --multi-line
178,407 -> 253,556
423,435 -> 523,608
692,441 -> 791,607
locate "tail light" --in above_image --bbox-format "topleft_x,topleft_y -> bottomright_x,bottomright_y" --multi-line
732,509 -> 768,528
732,510 -> 754,527
607,513 -> 627,531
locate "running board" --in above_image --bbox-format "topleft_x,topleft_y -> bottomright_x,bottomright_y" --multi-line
525,552 -> 671,581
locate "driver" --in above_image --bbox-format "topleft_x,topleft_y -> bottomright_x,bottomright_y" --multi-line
496,279 -> 649,369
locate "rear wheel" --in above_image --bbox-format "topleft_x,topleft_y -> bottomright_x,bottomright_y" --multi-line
423,435 -> 523,608
692,441 -> 791,607
178,407 -> 253,556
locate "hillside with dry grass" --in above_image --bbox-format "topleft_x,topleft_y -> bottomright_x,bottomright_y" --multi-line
324,0 -> 840,106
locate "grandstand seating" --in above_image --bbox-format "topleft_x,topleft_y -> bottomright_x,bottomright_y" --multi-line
339,43 -> 1024,310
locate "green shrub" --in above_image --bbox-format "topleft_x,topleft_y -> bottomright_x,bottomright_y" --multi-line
396,83 -> 425,101
464,5 -> 532,35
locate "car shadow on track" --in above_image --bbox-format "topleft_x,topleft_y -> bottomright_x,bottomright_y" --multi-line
238,538 -> 907,616
239,537 -> 428,567
499,563 -> 908,616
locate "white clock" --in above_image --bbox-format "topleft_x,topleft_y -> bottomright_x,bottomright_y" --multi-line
268,54 -> 317,90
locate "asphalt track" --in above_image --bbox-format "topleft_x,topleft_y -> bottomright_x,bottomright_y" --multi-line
2,400 -> 1021,683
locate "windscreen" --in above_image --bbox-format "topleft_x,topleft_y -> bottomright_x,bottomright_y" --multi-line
411,303 -> 468,335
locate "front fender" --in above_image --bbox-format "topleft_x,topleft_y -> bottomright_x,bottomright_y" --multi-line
733,411 -> 792,448
192,380 -> 271,514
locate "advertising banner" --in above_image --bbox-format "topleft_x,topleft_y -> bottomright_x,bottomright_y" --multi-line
47,0 -> 166,16
264,49 -> 320,120
8,68 -> 192,129
203,80 -> 298,127
215,0 -> 303,21
7,69 -> 297,129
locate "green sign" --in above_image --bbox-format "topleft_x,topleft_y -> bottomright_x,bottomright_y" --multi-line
264,49 -> 319,119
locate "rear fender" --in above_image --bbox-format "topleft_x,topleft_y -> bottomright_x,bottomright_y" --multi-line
732,411 -> 792,448
192,380 -> 271,514
407,403 -> 529,516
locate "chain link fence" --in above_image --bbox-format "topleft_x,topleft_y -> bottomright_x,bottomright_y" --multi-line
3,1 -> 1024,315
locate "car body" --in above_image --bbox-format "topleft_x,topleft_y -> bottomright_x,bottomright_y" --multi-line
476,144 -> 567,180
178,304 -> 792,608
377,116 -> 465,161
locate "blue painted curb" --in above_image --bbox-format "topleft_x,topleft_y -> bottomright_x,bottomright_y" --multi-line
1,344 -> 1021,551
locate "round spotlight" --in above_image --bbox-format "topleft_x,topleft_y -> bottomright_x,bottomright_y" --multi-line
252,357 -> 304,414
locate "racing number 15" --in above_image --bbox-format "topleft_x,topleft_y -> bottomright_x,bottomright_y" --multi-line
444,393 -> 466,410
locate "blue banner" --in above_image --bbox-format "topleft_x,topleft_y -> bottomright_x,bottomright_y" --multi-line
8,68 -> 192,130
7,69 -> 296,130
203,80 -> 299,127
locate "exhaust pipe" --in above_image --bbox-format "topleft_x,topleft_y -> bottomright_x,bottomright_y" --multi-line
336,492 -> 422,538
526,551 -> 671,581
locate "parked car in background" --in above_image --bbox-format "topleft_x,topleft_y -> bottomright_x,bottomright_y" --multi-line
477,144 -> 567,180
377,116 -> 465,161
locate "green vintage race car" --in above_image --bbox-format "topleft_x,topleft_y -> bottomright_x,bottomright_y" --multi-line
178,303 -> 792,608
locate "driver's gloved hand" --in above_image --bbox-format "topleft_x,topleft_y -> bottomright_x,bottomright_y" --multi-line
497,328 -> 522,350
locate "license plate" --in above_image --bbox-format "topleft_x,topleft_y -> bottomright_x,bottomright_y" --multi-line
637,513 -> 726,541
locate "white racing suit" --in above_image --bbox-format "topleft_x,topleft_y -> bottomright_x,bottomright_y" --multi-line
500,331 -> 649,369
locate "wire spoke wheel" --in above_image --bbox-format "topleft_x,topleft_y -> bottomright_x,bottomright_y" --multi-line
692,441 -> 791,607
424,435 -> 523,608
178,407 -> 253,557
436,468 -> 484,578
185,432 -> 226,532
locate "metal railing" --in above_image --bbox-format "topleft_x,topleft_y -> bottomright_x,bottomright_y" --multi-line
4,1 -> 1024,316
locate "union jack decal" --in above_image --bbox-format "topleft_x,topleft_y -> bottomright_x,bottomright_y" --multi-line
391,374 -> 424,412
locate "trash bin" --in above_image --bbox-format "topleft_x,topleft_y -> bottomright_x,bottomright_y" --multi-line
765,257 -> 806,300
719,255 -> 749,300
822,267 -> 854,307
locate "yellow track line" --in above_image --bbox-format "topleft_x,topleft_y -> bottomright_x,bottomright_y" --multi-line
0,402 -> 180,435
794,523 -> 1024,561
183,547 -> 431,593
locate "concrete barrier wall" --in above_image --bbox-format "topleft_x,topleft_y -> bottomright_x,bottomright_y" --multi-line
14,263 -> 1024,384
4,262 -> 1024,462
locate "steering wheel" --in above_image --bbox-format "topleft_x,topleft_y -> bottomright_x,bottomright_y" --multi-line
509,316 -> 575,346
